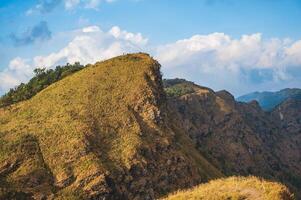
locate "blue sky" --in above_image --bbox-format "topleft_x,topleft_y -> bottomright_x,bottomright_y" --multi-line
1,0 -> 301,96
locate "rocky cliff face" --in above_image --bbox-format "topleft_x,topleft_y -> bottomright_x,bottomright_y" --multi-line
165,79 -> 301,197
271,100 -> 301,189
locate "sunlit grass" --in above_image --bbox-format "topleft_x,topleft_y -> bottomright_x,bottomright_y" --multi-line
0,53 -> 161,196
163,176 -> 294,200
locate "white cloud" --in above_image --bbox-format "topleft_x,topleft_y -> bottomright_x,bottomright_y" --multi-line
156,33 -> 301,95
285,40 -> 301,66
32,25 -> 148,68
82,25 -> 101,33
0,58 -> 34,92
1,27 -> 301,96
109,26 -> 148,46
0,25 -> 148,93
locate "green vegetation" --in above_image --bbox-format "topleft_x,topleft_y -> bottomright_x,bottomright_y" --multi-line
163,176 -> 294,200
163,79 -> 196,97
0,62 -> 84,108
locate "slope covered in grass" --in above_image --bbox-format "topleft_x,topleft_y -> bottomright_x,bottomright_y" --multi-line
163,176 -> 294,200
0,53 -> 222,199
1,54 -> 296,199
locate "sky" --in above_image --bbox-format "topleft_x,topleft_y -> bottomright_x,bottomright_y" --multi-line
1,0 -> 301,96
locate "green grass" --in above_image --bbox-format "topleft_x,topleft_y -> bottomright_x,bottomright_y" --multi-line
164,80 -> 196,97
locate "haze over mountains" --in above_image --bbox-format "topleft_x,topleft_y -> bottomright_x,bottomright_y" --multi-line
237,89 -> 301,111
0,54 -> 300,200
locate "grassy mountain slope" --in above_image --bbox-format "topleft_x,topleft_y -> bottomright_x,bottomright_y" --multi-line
237,88 -> 301,111
0,53 -> 222,199
163,176 -> 293,200
0,54 -> 297,199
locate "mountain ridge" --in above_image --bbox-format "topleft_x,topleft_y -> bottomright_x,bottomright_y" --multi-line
164,78 -> 301,198
0,54 -> 298,199
237,88 -> 301,111
0,53 -> 223,199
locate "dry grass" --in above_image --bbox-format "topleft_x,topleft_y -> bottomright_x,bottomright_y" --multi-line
163,176 -> 294,200
0,53 -> 224,199
0,53 -> 257,200
0,53 -> 161,195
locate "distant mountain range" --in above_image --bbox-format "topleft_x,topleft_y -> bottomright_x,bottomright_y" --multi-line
237,88 -> 301,111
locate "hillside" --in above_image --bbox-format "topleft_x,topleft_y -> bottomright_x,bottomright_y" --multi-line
0,54 -> 298,199
163,176 -> 293,200
165,79 -> 301,198
0,53 -> 222,199
237,89 -> 301,111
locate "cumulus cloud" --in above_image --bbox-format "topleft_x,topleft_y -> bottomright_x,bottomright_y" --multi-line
285,40 -> 301,66
109,26 -> 148,46
10,21 -> 51,46
156,33 -> 301,95
32,25 -> 148,68
0,25 -> 148,94
2,27 -> 301,96
0,58 -> 34,92
82,25 -> 101,33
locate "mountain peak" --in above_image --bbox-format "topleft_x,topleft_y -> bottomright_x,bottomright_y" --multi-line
0,53 -> 223,199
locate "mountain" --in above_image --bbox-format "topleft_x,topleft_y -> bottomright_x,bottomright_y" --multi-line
237,89 -> 301,111
0,53 -> 298,199
0,54 -> 223,199
164,78 -> 301,198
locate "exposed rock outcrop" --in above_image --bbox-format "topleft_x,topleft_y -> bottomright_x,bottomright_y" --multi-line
165,79 -> 301,198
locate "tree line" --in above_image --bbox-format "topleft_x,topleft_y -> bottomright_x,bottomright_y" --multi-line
0,62 -> 84,108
